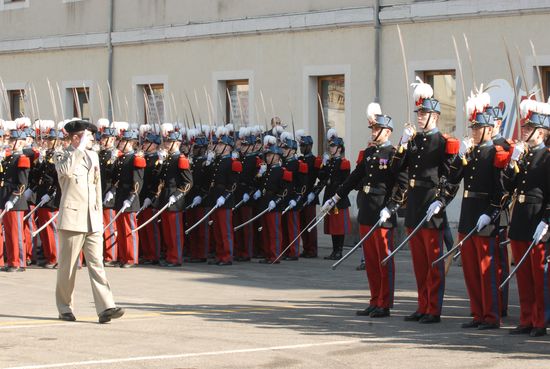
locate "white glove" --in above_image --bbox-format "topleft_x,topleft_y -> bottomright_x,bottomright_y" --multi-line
400,126 -> 415,146
253,190 -> 262,200
306,192 -> 315,205
510,142 -> 525,162
168,195 -> 177,206
321,196 -> 337,213
23,189 -> 34,201
205,151 -> 215,166
534,221 -> 549,243
191,195 -> 202,208
4,201 -> 14,211
40,194 -> 51,204
110,148 -> 120,161
77,130 -> 90,151
379,207 -> 391,223
426,200 -> 443,221
142,197 -> 152,209
476,214 -> 491,232
103,191 -> 114,204
459,137 -> 473,157
288,200 -> 297,209
268,200 -> 276,211
216,196 -> 226,208
242,193 -> 250,203
157,149 -> 167,163
122,200 -> 132,210
322,153 -> 330,165
258,163 -> 267,176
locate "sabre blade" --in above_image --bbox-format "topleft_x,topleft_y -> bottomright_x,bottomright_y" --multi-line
332,218 -> 384,270
381,213 -> 429,265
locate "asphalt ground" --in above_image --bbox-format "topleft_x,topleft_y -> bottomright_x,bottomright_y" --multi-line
1,235 -> 549,369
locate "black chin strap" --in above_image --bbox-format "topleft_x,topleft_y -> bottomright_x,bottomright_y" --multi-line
424,112 -> 432,130
479,127 -> 486,146
526,127 -> 538,144
373,127 -> 387,143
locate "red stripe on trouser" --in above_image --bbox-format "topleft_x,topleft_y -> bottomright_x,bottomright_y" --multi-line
211,208 -> 233,263
282,210 -> 301,257
261,212 -> 281,261
115,213 -> 139,264
408,228 -> 445,316
161,211 -> 184,264
187,207 -> 210,259
510,240 -> 549,328
37,208 -> 59,264
361,225 -> 395,308
4,211 -> 26,267
460,234 -> 501,324
138,208 -> 161,261
234,206 -> 253,258
103,209 -> 118,261
0,223 -> 4,267
24,206 -> 37,262
300,205 -> 318,256
497,230 -> 509,313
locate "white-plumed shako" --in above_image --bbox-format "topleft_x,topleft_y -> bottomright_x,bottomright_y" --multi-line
411,76 -> 434,103
280,131 -> 293,143
466,91 -> 478,119
239,127 -> 249,137
520,99 -> 538,119
39,120 -> 55,132
112,121 -> 129,134
97,118 -> 110,128
216,126 -> 228,138
263,135 -> 277,147
476,92 -> 491,112
187,128 -> 198,139
15,117 -> 31,128
160,123 -> 174,136
271,125 -> 284,136
4,120 -> 16,131
327,128 -> 338,141
366,102 -> 382,121
295,129 -> 306,142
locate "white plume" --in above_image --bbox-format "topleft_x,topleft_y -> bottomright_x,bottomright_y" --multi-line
327,128 -> 338,141
539,102 -> 550,115
280,131 -> 293,143
200,125 -> 210,135
225,123 -> 234,132
216,126 -> 229,138
271,125 -> 284,137
97,118 -> 110,128
411,76 -> 433,103
128,122 -> 139,131
4,120 -> 16,131
39,120 -> 55,132
366,102 -> 382,121
139,124 -> 152,136
187,128 -> 198,140
112,121 -> 129,134
263,135 -> 277,147
161,123 -> 174,136
520,99 -> 539,119
476,92 -> 491,112
239,127 -> 250,137
15,117 -> 31,129
57,121 -> 66,131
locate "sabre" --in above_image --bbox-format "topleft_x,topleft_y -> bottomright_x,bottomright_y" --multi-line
32,212 -> 59,238
463,33 -> 478,93
271,212 -> 323,264
232,191 -> 254,211
103,206 -> 127,233
185,204 -> 219,234
23,195 -> 52,221
381,213 -> 429,265
432,226 -> 477,267
452,35 -> 468,131
234,206 -> 270,231
184,91 -> 198,129
502,37 -> 522,141
0,208 -> 8,223
131,200 -> 173,234
499,237 -> 539,290
530,40 -> 545,101
396,24 -> 411,120
135,197 -> 156,218
332,218 -> 384,270
500,239 -> 511,247
317,93 -> 328,152
307,207 -> 330,233
148,85 -> 162,126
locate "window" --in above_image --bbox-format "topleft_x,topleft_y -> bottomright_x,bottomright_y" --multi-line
317,75 -> 345,153
540,66 -> 550,102
68,87 -> 90,120
421,70 -> 456,134
225,80 -> 249,126
9,90 -> 26,120
141,84 -> 164,124
1,0 -> 29,11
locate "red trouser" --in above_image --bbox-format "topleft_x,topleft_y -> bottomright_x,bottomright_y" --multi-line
324,208 -> 351,235
24,206 -> 37,262
103,209 -> 118,262
211,208 -> 234,263
4,211 -> 26,268
497,229 -> 509,314
234,206 -> 254,258
361,225 -> 395,309
115,212 -> 139,265
138,208 -> 161,262
261,211 -> 282,261
300,205 -> 318,256
460,234 -> 501,325
187,207 -> 211,259
510,240 -> 550,328
282,210 -> 301,258
36,209 -> 60,265
161,211 -> 184,264
0,220 -> 4,267
409,228 -> 445,316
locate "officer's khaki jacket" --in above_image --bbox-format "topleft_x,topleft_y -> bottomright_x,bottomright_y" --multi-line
54,145 -> 103,233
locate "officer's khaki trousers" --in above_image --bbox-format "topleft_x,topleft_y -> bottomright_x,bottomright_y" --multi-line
56,230 -> 115,315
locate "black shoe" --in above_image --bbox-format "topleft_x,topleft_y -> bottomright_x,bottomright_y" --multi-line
120,263 -> 136,268
43,263 -> 57,269
259,259 -> 279,264
419,314 -> 441,324
356,305 -> 377,316
141,260 -> 155,265
162,262 -> 182,267
370,308 -> 390,318
104,261 -> 119,267
356,262 -> 365,271
324,252 -> 337,260
98,307 -> 125,324
283,256 -> 299,261
501,310 -> 508,318
461,320 -> 482,329
530,328 -> 547,337
509,325 -> 533,335
234,257 -> 251,262
58,312 -> 76,322
478,322 -> 500,330
6,266 -> 25,273
404,311 -> 424,322
216,261 -> 233,266
188,258 -> 207,263
300,253 -> 317,258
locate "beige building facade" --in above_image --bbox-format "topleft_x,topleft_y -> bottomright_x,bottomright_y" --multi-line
1,0 -> 550,221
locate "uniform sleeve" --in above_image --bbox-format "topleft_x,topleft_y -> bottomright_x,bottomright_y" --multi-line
9,157 -> 30,203
336,157 -> 364,199
543,154 -> 550,222
437,154 -> 464,207
386,166 -> 409,213
54,148 -> 85,179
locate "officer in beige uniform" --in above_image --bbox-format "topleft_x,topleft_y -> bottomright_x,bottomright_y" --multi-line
54,120 -> 124,324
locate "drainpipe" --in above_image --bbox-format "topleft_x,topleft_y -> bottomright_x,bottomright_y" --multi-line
374,0 -> 381,103
107,0 -> 114,121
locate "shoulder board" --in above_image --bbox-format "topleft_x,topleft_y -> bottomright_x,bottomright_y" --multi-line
442,133 -> 450,140
282,169 -> 293,182
494,148 -> 509,169
314,156 -> 322,169
18,155 -> 31,169
445,137 -> 460,155
340,158 -> 351,171
298,160 -> 308,174
178,155 -> 190,170
231,159 -> 243,173
133,155 -> 146,168
356,150 -> 365,165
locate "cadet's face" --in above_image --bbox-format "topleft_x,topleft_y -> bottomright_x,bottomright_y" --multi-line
416,110 -> 438,131
371,126 -> 391,143
471,126 -> 492,143
265,152 -> 278,164
329,145 -> 338,156
521,125 -> 545,145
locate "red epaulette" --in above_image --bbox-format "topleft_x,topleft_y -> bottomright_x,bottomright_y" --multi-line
32,147 -> 40,162
133,154 -> 146,169
18,155 -> 30,169
256,156 -> 264,168
314,156 -> 322,169
283,169 -> 293,182
231,158 -> 243,173
340,158 -> 351,171
178,155 -> 190,170
356,150 -> 365,165
493,145 -> 509,169
445,137 -> 460,155
298,160 -> 308,174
